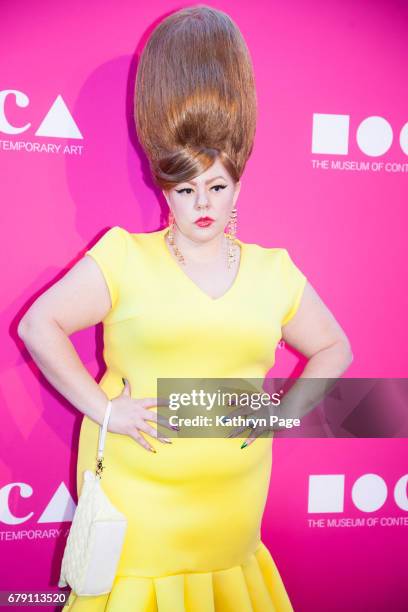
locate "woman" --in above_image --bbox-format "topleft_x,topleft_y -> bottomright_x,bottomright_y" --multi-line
18,5 -> 353,611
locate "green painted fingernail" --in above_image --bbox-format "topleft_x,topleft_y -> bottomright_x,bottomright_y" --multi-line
241,441 -> 248,449
122,377 -> 126,386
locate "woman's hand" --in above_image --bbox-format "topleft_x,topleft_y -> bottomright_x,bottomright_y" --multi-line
224,401 -> 287,448
108,378 -> 179,452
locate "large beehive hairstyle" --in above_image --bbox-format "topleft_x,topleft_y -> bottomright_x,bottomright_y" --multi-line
134,4 -> 257,190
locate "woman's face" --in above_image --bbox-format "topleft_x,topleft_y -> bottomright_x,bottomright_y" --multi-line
162,158 -> 241,242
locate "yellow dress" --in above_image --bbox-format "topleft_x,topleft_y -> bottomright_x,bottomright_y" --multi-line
63,225 -> 307,612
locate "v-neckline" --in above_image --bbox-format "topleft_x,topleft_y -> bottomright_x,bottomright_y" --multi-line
158,226 -> 245,303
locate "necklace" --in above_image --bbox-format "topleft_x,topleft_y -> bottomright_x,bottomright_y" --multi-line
166,226 -> 238,270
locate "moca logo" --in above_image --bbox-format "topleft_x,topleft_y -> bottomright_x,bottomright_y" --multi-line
0,481 -> 77,525
308,474 -> 408,513
0,90 -> 82,139
312,113 -> 408,156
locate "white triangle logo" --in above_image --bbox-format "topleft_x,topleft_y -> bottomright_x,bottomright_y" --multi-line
35,94 -> 83,139
38,482 -> 77,523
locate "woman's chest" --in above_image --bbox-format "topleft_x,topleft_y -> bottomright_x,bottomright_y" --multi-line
105,278 -> 284,374
102,241 -> 288,368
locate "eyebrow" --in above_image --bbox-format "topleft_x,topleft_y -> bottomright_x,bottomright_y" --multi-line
184,175 -> 227,186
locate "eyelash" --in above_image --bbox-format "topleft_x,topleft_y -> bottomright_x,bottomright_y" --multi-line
175,184 -> 227,195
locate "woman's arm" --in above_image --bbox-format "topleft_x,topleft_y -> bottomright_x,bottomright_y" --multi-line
17,255 -> 114,426
278,280 -> 353,421
282,280 -> 353,376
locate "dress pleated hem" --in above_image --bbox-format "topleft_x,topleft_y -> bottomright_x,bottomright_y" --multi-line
61,541 -> 293,612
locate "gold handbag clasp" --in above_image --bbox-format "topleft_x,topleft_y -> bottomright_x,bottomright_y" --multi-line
95,456 -> 105,478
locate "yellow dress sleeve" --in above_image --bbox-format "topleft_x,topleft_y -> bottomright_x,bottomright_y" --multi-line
280,248 -> 307,327
85,226 -> 127,310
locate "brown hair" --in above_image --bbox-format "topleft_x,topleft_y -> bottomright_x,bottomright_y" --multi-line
134,4 -> 257,191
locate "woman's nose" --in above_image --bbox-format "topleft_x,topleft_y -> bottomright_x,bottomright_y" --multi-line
196,199 -> 210,210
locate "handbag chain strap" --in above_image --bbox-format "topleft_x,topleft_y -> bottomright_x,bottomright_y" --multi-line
95,400 -> 112,479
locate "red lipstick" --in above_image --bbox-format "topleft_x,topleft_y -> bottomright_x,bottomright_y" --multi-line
194,216 -> 214,227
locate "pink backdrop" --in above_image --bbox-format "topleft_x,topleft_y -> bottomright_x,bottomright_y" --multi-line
1,0 -> 407,610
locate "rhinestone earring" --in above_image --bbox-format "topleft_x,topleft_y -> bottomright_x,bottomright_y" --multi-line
226,206 -> 238,269
167,210 -> 186,265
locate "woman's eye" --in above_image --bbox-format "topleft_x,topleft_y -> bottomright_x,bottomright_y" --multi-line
175,188 -> 193,195
175,184 -> 227,195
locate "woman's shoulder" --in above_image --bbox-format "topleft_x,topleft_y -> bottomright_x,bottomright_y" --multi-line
117,225 -> 165,242
241,237 -> 306,280
94,225 -> 165,253
119,226 -> 168,258
240,236 -> 290,261
85,225 -> 128,260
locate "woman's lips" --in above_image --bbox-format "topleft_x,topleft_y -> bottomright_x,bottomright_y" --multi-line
194,217 -> 214,227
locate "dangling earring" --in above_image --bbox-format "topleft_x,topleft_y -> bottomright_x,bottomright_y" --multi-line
166,206 -> 238,269
167,210 -> 186,265
226,206 -> 238,269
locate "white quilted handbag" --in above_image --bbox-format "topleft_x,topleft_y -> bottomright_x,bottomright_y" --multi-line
58,400 -> 128,596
